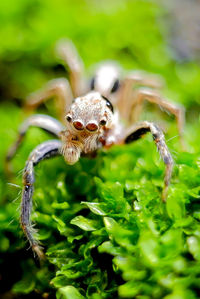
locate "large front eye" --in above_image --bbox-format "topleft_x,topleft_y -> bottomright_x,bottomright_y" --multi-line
86,122 -> 98,132
73,121 -> 84,130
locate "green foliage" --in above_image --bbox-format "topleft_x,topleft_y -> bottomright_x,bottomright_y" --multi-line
1,103 -> 200,298
1,0 -> 200,298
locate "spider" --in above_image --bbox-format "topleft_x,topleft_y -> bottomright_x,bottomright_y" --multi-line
25,39 -> 185,146
7,39 -> 183,258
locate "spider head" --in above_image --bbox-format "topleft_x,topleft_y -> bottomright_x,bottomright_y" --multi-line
61,92 -> 115,165
90,61 -> 121,97
65,91 -> 114,134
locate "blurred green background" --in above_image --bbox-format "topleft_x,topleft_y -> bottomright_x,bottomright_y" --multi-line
1,0 -> 200,298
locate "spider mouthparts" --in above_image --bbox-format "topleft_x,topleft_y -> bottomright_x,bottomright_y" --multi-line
62,144 -> 81,165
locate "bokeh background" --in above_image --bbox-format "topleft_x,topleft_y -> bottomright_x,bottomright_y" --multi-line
1,0 -> 200,298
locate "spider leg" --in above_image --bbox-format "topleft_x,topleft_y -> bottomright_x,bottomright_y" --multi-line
21,140 -> 62,258
118,71 -> 164,118
124,121 -> 173,202
25,78 -> 73,122
6,114 -> 64,162
119,84 -> 185,148
55,38 -> 85,97
131,88 -> 185,148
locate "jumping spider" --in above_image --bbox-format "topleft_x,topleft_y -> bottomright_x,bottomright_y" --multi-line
7,39 -> 184,258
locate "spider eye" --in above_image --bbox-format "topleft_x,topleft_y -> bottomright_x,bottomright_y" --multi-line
86,122 -> 98,132
102,95 -> 114,113
73,121 -> 84,130
100,119 -> 107,126
66,115 -> 72,122
111,79 -> 120,93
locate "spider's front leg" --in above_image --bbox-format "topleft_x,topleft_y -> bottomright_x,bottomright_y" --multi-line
124,121 -> 173,202
21,140 -> 62,258
6,114 -> 64,163
25,78 -> 73,122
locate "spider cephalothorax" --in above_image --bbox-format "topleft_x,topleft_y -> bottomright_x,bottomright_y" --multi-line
7,39 -> 182,259
60,91 -> 116,164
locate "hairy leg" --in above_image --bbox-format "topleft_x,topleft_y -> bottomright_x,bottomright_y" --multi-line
21,140 -> 62,258
6,114 -> 64,163
55,38 -> 85,97
124,121 -> 173,202
117,71 -> 164,118
131,88 -> 185,147
25,78 -> 73,122
120,85 -> 185,148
